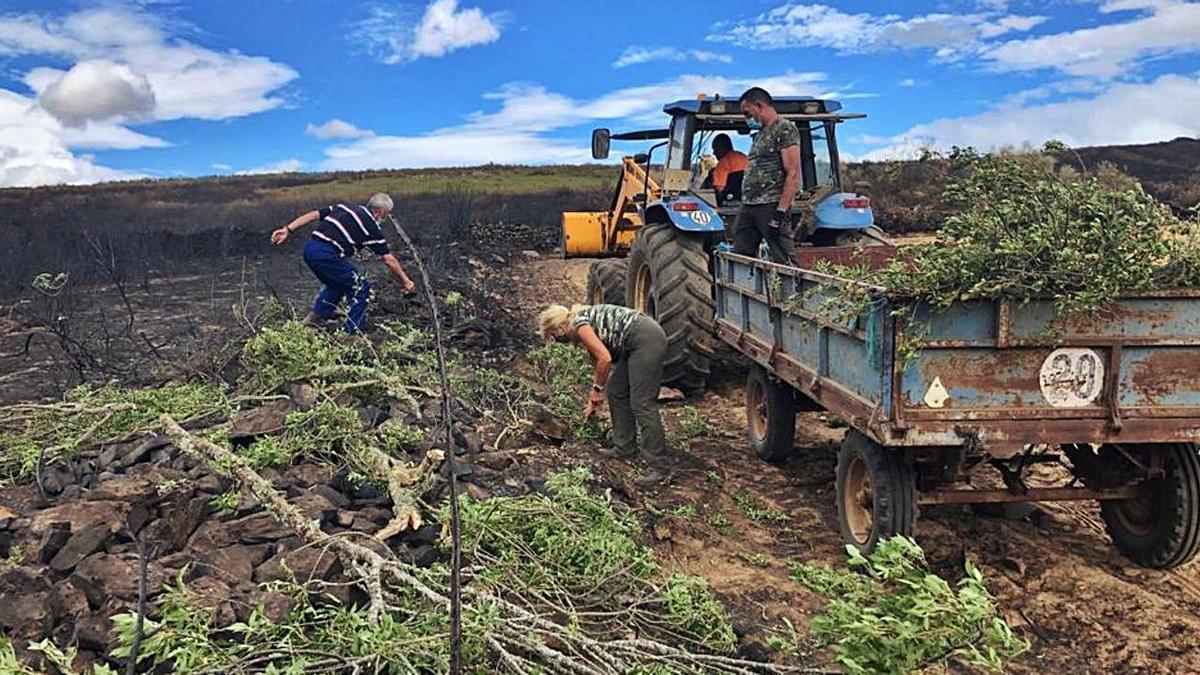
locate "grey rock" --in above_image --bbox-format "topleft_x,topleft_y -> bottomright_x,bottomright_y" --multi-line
49,523 -> 110,572
38,522 -> 72,564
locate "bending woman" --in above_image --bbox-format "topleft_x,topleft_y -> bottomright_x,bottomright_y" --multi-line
538,303 -> 672,488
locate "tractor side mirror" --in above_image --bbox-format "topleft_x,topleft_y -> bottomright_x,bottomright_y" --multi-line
853,180 -> 872,195
632,152 -> 649,165
591,128 -> 611,160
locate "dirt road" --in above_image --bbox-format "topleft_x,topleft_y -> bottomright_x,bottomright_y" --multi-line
517,256 -> 1200,673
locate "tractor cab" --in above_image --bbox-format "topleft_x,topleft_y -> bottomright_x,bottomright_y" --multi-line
561,95 -> 889,391
587,95 -> 883,247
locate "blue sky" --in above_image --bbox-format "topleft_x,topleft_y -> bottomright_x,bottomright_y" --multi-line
0,0 -> 1197,186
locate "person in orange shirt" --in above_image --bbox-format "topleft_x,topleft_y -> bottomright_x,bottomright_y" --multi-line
708,133 -> 747,204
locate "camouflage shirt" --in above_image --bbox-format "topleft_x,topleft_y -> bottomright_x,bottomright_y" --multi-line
571,304 -> 642,358
742,118 -> 800,205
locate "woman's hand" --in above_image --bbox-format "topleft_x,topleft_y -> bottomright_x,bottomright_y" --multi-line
583,389 -> 606,420
271,227 -> 290,245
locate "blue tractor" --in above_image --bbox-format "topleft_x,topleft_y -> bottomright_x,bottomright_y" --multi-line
562,95 -> 888,390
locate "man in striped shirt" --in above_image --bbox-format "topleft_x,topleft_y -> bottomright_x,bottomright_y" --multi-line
271,193 -> 416,333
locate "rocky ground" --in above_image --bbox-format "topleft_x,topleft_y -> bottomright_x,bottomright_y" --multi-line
2,245 -> 1200,673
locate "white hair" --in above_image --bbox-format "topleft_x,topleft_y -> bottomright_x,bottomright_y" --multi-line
367,193 -> 394,214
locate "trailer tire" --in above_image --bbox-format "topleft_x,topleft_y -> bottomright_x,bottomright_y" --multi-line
626,224 -> 715,392
586,259 -> 628,306
1100,443 -> 1200,569
835,431 -> 916,554
746,364 -> 796,462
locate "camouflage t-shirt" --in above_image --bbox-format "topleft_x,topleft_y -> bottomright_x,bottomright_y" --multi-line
742,118 -> 800,205
571,304 -> 642,358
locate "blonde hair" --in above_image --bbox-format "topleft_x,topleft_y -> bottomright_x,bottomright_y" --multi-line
538,304 -> 588,338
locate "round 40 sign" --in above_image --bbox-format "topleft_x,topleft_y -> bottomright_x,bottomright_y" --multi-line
1039,347 -> 1105,408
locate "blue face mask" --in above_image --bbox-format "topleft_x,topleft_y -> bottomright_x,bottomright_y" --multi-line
746,116 -> 763,131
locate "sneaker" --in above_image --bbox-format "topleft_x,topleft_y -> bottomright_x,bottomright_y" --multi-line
634,466 -> 673,490
596,445 -> 637,460
302,312 -> 325,328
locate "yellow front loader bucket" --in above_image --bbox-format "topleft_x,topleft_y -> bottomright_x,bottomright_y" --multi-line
561,211 -> 608,257
561,212 -> 638,258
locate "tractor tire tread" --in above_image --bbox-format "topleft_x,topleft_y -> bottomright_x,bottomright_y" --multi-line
1101,443 -> 1200,569
835,431 -> 916,554
587,259 -> 629,306
627,224 -> 716,391
747,365 -> 796,462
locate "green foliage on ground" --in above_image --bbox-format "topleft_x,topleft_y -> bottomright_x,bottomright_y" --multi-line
456,468 -> 737,654
789,537 -> 1028,674
733,489 -> 789,524
0,381 -> 229,484
0,636 -> 117,675
239,321 -> 360,391
527,341 -> 604,439
110,573 -> 458,674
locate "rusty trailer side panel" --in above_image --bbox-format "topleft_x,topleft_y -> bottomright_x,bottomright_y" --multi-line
713,251 -> 1200,450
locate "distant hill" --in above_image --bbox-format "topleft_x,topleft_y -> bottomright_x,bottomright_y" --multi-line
1,139 -> 1196,292
1069,137 -> 1200,208
845,137 -> 1200,233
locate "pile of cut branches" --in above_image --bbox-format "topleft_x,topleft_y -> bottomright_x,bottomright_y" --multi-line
815,148 -> 1200,321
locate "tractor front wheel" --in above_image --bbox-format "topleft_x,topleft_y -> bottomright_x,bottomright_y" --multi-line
625,224 -> 715,392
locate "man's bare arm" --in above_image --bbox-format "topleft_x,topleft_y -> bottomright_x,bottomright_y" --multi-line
777,145 -> 801,212
271,210 -> 320,244
380,253 -> 417,293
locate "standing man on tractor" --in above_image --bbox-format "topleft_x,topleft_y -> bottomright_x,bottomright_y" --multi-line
733,87 -> 802,264
271,193 -> 417,334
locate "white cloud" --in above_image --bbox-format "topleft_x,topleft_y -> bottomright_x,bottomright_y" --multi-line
236,158 -> 304,175
211,163 -> 232,171
0,89 -> 145,186
860,73 -> 1200,160
613,46 -> 732,68
319,71 -> 835,170
356,0 -> 504,64
709,4 -> 1046,56
38,59 -> 154,126
0,6 -> 297,186
3,8 -> 297,121
982,1 -> 1200,77
59,123 -> 169,150
305,119 -> 374,140
899,78 -> 918,87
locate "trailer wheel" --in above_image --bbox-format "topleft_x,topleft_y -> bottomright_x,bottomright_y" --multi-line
626,224 -> 715,392
586,259 -> 628,306
1100,443 -> 1200,569
835,431 -> 916,553
745,364 -> 796,462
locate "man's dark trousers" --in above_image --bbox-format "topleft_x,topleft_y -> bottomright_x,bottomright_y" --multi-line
731,203 -> 795,265
303,239 -> 371,333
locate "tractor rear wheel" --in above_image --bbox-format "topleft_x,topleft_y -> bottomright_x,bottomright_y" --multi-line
1100,443 -> 1200,569
625,224 -> 715,392
586,259 -> 628,306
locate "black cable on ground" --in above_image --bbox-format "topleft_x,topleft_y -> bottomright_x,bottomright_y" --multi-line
387,215 -> 463,674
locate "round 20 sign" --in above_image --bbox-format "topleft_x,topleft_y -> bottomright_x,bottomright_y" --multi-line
1039,348 -> 1105,408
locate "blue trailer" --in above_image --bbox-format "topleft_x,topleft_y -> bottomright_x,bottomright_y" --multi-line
714,250 -> 1200,569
